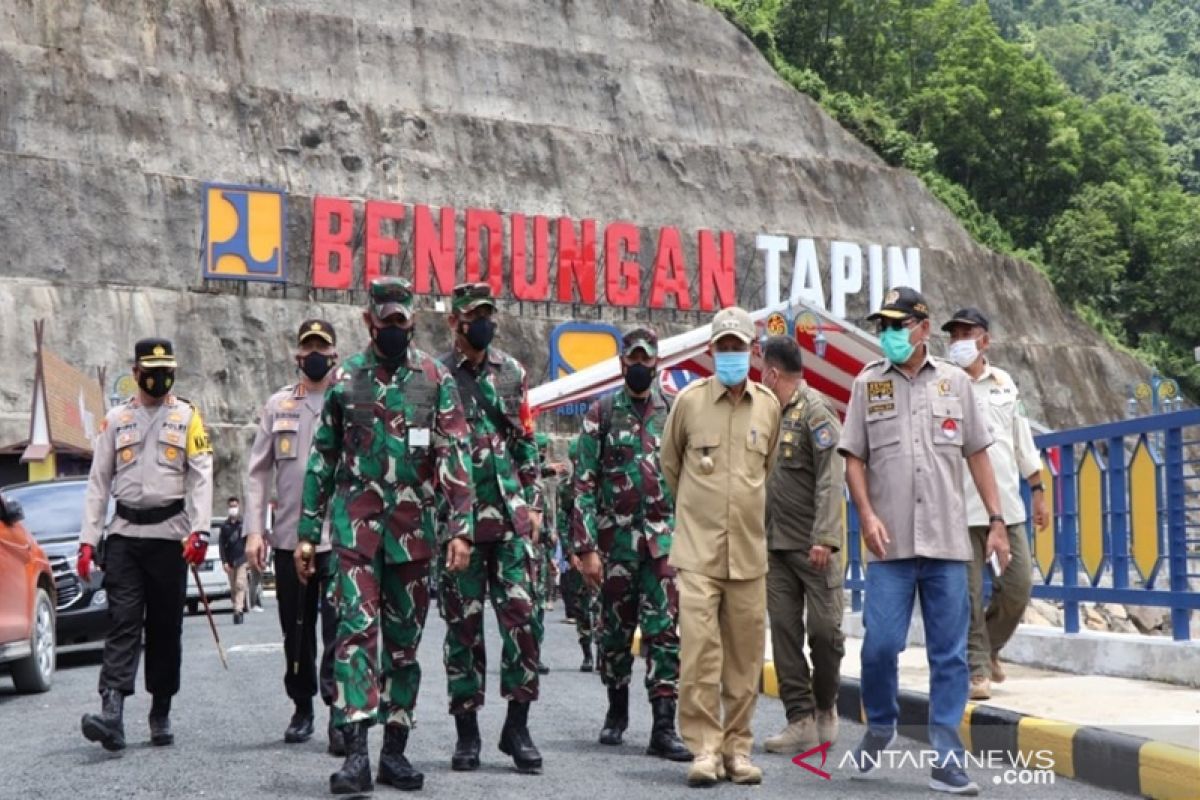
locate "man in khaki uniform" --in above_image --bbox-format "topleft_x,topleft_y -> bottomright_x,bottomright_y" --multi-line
661,306 -> 781,787
838,288 -> 1008,796
759,336 -> 846,754
77,338 -> 214,752
942,308 -> 1048,700
245,319 -> 340,751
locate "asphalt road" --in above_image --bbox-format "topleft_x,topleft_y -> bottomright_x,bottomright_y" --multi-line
0,596 -> 1130,800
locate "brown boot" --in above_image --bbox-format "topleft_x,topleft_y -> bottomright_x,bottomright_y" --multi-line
990,654 -> 1007,684
969,676 -> 991,700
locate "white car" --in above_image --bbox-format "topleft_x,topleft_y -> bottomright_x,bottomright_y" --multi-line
185,517 -> 232,615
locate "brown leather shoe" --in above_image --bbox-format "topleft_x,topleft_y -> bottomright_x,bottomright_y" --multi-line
969,676 -> 991,700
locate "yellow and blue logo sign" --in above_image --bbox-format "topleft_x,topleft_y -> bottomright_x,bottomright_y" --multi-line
549,322 -> 622,416
202,183 -> 286,282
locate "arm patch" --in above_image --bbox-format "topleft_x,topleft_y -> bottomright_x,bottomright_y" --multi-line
812,421 -> 836,450
187,409 -> 213,457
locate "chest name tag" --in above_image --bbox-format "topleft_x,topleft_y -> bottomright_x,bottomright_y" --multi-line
409,428 -> 432,447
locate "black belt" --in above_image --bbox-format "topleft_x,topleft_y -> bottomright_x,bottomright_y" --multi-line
115,499 -> 186,526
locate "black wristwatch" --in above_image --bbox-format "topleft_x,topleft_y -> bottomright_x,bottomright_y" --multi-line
989,514 -> 1006,526
1029,483 -> 1045,494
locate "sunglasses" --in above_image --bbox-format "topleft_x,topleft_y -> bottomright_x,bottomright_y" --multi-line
876,317 -> 918,333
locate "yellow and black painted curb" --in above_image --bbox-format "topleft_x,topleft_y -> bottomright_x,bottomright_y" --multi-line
760,661 -> 1199,800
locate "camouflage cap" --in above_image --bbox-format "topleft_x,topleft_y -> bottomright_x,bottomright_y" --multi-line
297,318 -> 336,346
622,326 -> 659,358
135,337 -> 177,368
451,282 -> 497,314
368,277 -> 414,320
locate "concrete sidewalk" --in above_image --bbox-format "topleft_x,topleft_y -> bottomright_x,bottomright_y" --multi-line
760,624 -> 1200,799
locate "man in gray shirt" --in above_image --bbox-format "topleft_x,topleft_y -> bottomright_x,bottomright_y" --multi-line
838,288 -> 1009,797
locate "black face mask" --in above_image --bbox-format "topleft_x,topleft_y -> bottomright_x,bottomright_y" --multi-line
460,318 -> 496,351
373,326 -> 410,361
299,352 -> 335,382
624,363 -> 655,394
138,368 -> 174,398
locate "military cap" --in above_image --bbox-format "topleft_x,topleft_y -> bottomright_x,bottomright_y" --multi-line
135,338 -> 177,368
622,326 -> 659,358
868,286 -> 930,321
451,282 -> 497,314
941,307 -> 990,333
710,306 -> 755,345
297,318 -> 337,346
368,277 -> 414,320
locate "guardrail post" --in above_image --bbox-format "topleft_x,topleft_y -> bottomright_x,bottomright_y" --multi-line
1108,435 -> 1130,589
848,501 -> 863,613
1059,445 -> 1080,634
1163,425 -> 1191,641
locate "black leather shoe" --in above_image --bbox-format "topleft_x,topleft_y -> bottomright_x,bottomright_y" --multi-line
377,724 -> 424,791
330,722 -> 373,794
599,686 -> 628,746
233,612 -> 244,625
285,710 -> 315,743
646,697 -> 691,761
451,711 -> 481,771
579,642 -> 594,672
327,717 -> 346,757
81,689 -> 126,752
498,701 -> 542,774
536,661 -> 550,675
147,694 -> 174,746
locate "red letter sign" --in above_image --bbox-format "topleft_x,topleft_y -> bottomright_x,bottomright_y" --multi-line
699,229 -> 736,310
465,208 -> 504,297
364,200 -> 406,287
413,205 -> 458,296
556,217 -> 597,304
511,214 -> 551,302
311,196 -> 355,290
649,226 -> 692,310
604,222 -> 641,307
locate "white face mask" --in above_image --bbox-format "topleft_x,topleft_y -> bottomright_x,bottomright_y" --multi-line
947,338 -> 980,369
227,506 -> 240,519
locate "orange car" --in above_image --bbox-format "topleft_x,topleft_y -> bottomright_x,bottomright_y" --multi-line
0,492 -> 56,693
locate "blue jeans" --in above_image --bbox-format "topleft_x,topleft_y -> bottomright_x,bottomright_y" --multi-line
861,558 -> 970,766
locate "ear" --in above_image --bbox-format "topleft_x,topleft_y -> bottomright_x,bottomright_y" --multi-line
751,339 -> 763,359
362,311 -> 373,329
447,314 -> 458,330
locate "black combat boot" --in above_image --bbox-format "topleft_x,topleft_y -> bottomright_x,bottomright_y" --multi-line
579,641 -> 594,672
329,722 -> 373,795
498,701 -> 543,774
285,703 -> 315,744
646,697 -> 691,761
598,686 -> 628,746
81,689 -> 126,752
451,711 -> 481,771
327,716 -> 346,757
149,694 -> 174,747
377,724 -> 424,791
536,660 -> 550,675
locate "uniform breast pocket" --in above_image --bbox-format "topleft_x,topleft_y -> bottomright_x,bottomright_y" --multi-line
602,444 -> 634,473
272,418 -> 300,461
156,429 -> 186,471
745,430 -> 771,465
866,407 -> 902,455
113,428 -> 143,472
931,398 -> 964,448
687,433 -> 721,472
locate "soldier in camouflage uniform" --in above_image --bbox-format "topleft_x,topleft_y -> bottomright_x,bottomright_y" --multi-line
530,433 -> 557,675
572,327 -> 691,761
438,282 -> 544,774
298,278 -> 475,795
558,436 -> 599,672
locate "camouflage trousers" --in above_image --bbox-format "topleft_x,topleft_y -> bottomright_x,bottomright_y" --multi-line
439,537 -> 539,714
600,555 -> 680,699
531,542 -> 558,648
562,567 -> 599,647
329,544 -> 431,729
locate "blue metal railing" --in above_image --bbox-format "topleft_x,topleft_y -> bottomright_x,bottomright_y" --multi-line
844,408 -> 1200,641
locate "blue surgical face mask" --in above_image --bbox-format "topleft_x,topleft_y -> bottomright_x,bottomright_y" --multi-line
880,327 -> 916,364
713,351 -> 751,386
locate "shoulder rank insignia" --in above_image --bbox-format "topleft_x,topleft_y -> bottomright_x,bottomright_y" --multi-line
812,422 -> 835,450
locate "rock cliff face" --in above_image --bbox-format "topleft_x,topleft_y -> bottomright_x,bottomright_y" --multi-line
0,0 -> 1147,496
